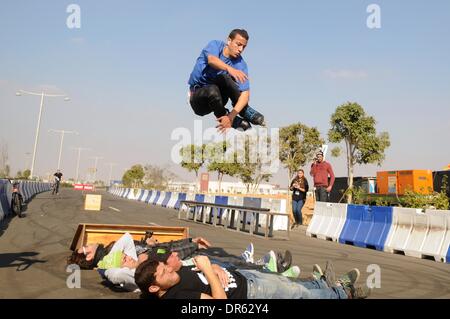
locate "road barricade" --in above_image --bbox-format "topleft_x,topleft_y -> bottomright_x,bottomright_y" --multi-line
339,204 -> 366,246
384,207 -> 419,254
422,209 -> 450,262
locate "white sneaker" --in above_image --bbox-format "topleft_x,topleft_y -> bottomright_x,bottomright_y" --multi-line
241,242 -> 254,263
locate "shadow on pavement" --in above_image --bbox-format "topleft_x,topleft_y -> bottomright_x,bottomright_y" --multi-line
0,252 -> 47,271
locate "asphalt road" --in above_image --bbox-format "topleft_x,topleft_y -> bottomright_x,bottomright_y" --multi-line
0,188 -> 449,299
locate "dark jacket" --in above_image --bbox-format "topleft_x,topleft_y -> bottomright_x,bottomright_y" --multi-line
290,177 -> 309,201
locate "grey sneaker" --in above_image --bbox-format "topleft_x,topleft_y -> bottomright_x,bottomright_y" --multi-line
346,285 -> 371,299
323,260 -> 337,288
312,264 -> 324,280
337,268 -> 360,288
276,250 -> 292,273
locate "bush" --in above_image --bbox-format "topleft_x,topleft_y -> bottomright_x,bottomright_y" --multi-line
400,189 -> 449,210
343,177 -> 449,210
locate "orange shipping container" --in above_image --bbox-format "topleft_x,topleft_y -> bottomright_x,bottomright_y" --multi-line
376,171 -> 397,194
397,170 -> 433,195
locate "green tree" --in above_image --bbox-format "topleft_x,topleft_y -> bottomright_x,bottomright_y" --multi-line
279,123 -> 324,188
180,144 -> 205,178
144,164 -> 176,190
122,164 -> 145,188
205,142 -> 240,193
329,102 -> 390,203
236,136 -> 272,193
16,171 -> 23,178
23,169 -> 31,179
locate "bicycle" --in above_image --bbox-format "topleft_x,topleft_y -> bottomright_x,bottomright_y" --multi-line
11,181 -> 24,218
52,177 -> 60,195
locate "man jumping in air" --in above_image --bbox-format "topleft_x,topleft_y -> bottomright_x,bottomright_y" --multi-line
188,29 -> 265,133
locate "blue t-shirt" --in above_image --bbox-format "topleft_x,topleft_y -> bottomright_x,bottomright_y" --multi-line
188,40 -> 250,92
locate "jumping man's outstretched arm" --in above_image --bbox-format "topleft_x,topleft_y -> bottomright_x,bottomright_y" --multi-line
207,55 -> 248,83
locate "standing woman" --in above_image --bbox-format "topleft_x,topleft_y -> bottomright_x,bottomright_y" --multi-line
289,169 -> 309,228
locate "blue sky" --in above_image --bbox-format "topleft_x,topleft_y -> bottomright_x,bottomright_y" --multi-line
1,0 -> 449,184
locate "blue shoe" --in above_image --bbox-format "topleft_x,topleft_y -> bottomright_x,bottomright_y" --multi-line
240,106 -> 266,126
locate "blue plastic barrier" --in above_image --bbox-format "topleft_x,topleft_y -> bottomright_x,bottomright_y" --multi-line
0,180 -> 11,219
339,204 -> 366,245
152,191 -> 161,205
137,190 -> 146,201
363,206 -> 393,251
214,196 -> 228,219
174,193 -> 186,210
195,194 -> 205,202
161,192 -> 172,207
145,190 -> 153,203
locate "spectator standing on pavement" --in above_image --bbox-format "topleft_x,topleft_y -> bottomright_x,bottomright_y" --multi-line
310,152 -> 335,202
289,169 -> 309,228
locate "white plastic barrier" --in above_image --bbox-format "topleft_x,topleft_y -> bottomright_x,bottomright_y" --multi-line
422,210 -> 450,262
166,192 -> 179,209
139,190 -> 149,202
126,189 -> 137,200
384,207 -> 420,254
156,191 -> 166,206
121,188 -> 129,198
317,202 -> 348,241
261,198 -> 289,231
438,210 -> 450,263
136,189 -> 145,201
307,202 -> 332,238
203,194 -> 215,219
404,211 -> 430,259
185,193 -> 195,202
147,191 -> 157,204
222,196 -> 244,225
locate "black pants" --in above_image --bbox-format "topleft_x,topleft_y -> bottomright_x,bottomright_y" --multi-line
315,187 -> 329,202
189,74 -> 250,118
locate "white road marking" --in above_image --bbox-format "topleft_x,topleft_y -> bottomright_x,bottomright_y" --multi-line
109,206 -> 120,212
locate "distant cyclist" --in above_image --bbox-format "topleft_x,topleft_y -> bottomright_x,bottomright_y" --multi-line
52,169 -> 63,195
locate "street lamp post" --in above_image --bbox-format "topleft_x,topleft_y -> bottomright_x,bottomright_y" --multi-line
72,147 -> 90,183
90,156 -> 103,183
16,89 -> 70,179
24,152 -> 31,171
105,162 -> 117,186
49,129 -> 79,170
